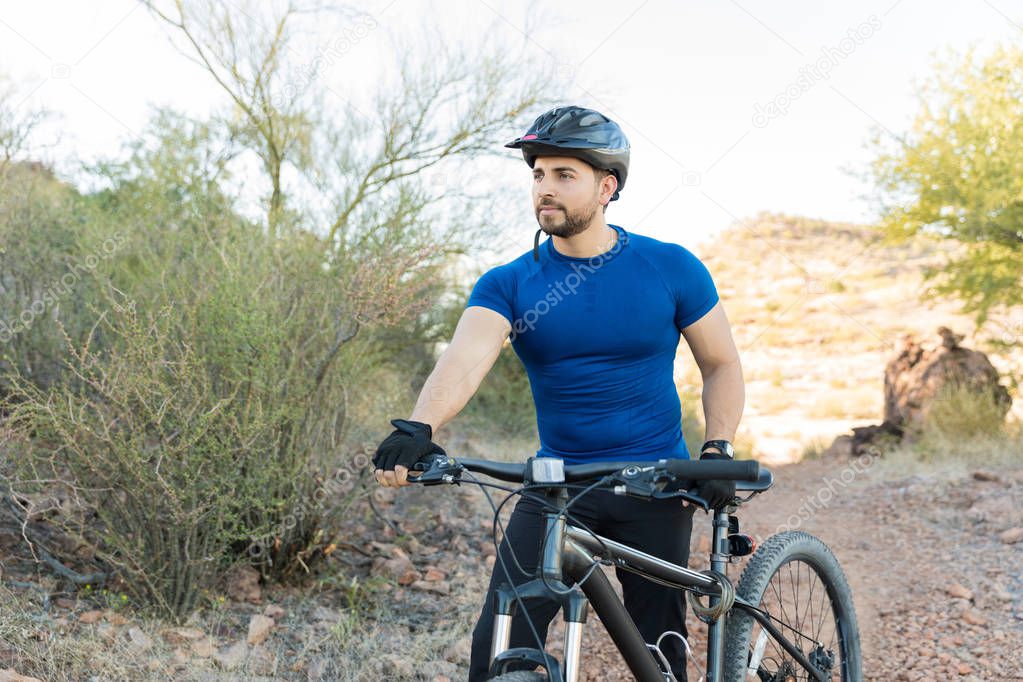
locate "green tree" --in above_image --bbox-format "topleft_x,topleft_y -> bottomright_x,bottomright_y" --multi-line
870,44 -> 1023,324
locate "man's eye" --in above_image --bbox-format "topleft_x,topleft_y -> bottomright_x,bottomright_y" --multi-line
560,173 -> 571,179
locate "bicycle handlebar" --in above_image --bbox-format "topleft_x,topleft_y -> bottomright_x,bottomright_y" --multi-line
449,456 -> 760,484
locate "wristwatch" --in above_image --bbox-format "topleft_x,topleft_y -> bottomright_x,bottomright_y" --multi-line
701,439 -> 734,459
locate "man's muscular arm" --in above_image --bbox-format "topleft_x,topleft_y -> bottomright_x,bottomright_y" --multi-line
377,306 -> 511,487
681,301 -> 744,447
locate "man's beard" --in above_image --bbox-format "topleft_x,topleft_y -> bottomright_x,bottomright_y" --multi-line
536,202 -> 599,238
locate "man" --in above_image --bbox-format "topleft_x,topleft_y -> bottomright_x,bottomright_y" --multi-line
373,105 -> 744,681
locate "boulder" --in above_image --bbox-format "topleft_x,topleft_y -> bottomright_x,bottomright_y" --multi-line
884,327 -> 1010,429
827,327 -> 1011,457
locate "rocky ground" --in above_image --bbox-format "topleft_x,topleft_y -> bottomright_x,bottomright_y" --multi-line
536,455 -> 1023,681
0,450 -> 1021,680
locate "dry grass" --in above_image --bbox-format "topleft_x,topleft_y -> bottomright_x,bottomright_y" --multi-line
876,384 -> 1022,477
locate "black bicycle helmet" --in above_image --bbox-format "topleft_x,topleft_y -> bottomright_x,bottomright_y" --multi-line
505,105 -> 630,202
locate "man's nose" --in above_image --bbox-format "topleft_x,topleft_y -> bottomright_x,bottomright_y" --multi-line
535,176 -> 556,196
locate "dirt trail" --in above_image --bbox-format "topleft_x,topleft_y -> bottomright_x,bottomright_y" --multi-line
545,455 -> 1023,681
380,452 -> 1023,681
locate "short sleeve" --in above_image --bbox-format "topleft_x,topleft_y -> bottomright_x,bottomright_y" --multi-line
466,265 -> 516,325
673,247 -> 719,330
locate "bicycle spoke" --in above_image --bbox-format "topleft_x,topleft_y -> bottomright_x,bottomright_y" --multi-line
748,558 -> 847,681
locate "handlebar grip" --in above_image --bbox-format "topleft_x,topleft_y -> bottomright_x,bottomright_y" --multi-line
662,458 -> 760,482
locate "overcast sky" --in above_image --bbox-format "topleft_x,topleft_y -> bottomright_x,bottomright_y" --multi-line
1,0 -> 1019,254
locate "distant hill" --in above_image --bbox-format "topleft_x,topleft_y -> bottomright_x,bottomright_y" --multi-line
675,212 -> 1022,464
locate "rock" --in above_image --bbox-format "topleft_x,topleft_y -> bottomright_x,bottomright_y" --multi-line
54,597 -> 75,609
824,434 -> 854,458
172,647 -> 190,664
397,568 -> 419,586
78,610 -> 103,624
263,604 -> 286,620
213,640 -> 248,670
375,554 -> 416,582
961,611 -> 986,626
411,580 -> 450,595
424,568 -> 446,582
225,564 -> 262,604
0,670 -> 43,682
999,527 -> 1023,544
126,626 -> 154,652
190,638 -> 214,658
957,663 -> 972,675
161,627 -> 204,645
95,623 -> 117,643
247,614 -> 275,646
846,420 -> 903,457
884,329 -> 1011,431
484,555 -> 496,569
972,470 -> 1001,482
946,583 -> 973,601
105,611 -> 129,625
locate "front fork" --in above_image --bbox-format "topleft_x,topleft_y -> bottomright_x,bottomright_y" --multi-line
490,583 -> 588,682
490,489 -> 588,682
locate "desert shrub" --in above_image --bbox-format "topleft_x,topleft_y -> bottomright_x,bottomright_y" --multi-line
0,164 -> 105,395
918,380 -> 1012,442
1,113 -> 447,618
6,209 -> 371,619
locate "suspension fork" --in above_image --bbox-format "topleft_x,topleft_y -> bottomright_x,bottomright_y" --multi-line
490,487 -> 591,682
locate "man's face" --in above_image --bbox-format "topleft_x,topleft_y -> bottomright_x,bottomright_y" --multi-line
531,156 -> 606,238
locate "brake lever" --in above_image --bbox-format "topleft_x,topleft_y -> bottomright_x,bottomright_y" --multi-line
606,466 -> 709,511
409,453 -> 463,486
651,488 -> 711,511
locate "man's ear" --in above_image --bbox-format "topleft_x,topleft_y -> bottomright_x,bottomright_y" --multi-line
597,173 -> 613,202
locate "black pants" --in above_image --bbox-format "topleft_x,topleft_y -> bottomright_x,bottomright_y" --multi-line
468,490 -> 695,681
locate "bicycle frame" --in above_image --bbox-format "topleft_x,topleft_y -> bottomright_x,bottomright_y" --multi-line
487,487 -> 829,682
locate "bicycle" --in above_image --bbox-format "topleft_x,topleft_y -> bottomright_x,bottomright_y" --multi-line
410,453 -> 862,681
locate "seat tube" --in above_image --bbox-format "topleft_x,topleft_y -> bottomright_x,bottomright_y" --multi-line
706,509 -> 731,680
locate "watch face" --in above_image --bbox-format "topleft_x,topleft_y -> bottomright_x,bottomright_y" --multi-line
703,440 -> 734,458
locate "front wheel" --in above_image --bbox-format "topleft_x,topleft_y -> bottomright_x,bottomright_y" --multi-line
723,530 -> 861,681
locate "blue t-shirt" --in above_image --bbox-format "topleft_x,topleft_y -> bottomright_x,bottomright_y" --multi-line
466,224 -> 718,464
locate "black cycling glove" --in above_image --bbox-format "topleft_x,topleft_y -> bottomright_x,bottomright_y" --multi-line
693,450 -> 737,509
373,419 -> 446,472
